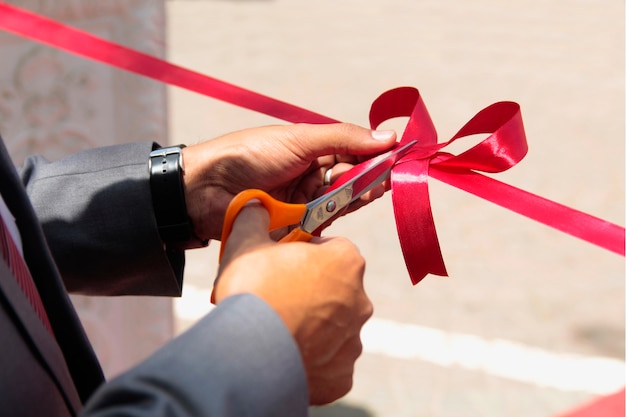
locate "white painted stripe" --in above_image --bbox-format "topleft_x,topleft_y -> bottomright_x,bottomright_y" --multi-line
174,285 -> 214,320
362,317 -> 625,395
175,285 -> 625,395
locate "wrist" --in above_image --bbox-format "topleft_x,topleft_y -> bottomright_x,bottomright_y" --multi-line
180,144 -> 232,242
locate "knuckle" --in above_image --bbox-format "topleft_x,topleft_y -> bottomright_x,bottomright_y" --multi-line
323,123 -> 362,154
309,377 -> 353,406
336,122 -> 356,135
361,298 -> 374,322
324,377 -> 354,404
351,338 -> 364,359
331,237 -> 363,258
337,377 -> 354,398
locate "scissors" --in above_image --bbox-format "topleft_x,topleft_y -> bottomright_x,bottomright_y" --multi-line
218,139 -> 418,261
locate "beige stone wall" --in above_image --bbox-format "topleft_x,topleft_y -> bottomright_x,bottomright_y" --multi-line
0,0 -> 173,378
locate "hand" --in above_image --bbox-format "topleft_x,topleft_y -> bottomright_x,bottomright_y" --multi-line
214,204 -> 373,405
182,123 -> 396,241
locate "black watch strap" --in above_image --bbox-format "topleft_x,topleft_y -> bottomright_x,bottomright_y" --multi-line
149,145 -> 208,249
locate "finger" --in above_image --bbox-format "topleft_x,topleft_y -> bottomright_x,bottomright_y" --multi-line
307,335 -> 364,405
313,162 -> 351,195
291,123 -> 397,159
316,334 -> 365,377
324,162 -> 352,183
317,160 -> 380,191
221,203 -> 272,261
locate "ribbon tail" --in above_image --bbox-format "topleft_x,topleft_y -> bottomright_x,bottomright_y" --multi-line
431,168 -> 626,256
391,161 -> 448,284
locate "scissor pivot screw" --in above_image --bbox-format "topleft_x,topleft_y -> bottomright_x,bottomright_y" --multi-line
326,200 -> 337,213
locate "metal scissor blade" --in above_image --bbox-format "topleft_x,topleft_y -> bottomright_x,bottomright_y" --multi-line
300,139 -> 418,233
347,139 -> 418,201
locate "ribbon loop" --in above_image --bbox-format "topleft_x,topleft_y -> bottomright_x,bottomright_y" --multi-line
433,102 -> 528,173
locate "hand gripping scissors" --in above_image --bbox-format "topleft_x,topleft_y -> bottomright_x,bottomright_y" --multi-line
218,139 -> 418,261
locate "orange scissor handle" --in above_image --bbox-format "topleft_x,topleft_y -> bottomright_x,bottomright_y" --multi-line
218,189 -> 311,261
278,228 -> 314,243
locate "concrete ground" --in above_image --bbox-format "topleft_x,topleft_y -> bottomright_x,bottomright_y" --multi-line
165,1 -> 624,416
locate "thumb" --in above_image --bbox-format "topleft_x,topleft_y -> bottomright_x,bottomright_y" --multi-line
292,123 -> 397,158
213,203 -> 273,304
221,203 -> 272,263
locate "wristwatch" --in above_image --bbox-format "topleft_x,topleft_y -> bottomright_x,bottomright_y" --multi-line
149,145 -> 208,249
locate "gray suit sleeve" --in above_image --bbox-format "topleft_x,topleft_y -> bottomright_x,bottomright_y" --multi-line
19,142 -> 184,296
81,294 -> 309,417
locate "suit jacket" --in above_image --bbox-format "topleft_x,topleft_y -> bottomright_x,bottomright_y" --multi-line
0,137 -> 307,417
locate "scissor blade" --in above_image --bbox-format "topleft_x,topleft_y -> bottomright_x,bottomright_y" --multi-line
347,139 -> 418,201
300,140 -> 417,233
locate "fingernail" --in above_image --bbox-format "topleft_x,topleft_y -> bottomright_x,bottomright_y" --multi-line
371,129 -> 395,141
243,198 -> 262,208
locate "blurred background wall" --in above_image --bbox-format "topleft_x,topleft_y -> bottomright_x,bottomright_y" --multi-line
166,1 -> 624,417
0,0 -> 173,378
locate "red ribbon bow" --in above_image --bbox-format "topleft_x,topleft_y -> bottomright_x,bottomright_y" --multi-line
328,86 -> 625,284
328,87 -> 528,284
378,87 -> 528,283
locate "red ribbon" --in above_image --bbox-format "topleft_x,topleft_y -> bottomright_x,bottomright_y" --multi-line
329,87 -> 529,283
329,86 -> 625,283
0,4 -> 624,286
378,87 -> 530,282
0,4 -> 335,125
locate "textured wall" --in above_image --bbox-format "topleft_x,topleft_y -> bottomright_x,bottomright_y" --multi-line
0,0 -> 173,378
